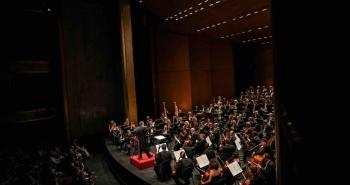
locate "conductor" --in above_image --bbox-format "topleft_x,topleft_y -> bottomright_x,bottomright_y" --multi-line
134,124 -> 153,159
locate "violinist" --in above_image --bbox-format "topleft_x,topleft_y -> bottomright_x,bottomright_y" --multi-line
109,120 -> 120,145
200,159 -> 222,185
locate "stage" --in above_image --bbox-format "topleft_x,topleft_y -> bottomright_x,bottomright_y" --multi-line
104,139 -> 200,185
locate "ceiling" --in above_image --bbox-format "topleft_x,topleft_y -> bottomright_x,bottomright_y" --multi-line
137,0 -> 272,44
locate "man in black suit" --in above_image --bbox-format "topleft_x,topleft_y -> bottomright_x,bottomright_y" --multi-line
134,125 -> 152,159
173,151 -> 194,185
154,144 -> 173,181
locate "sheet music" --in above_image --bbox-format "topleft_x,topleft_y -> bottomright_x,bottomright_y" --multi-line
228,161 -> 243,176
155,143 -> 168,153
235,139 -> 242,150
196,154 -> 210,168
154,135 -> 166,140
173,149 -> 187,161
206,136 -> 212,146
235,133 -> 241,142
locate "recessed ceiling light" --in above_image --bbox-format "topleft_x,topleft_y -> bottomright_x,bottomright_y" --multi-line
217,23 -> 221,26
195,10 -> 199,13
258,37 -> 262,40
200,7 -> 204,10
206,26 -> 210,29
264,36 -> 267,39
184,14 -> 188,17
232,17 -> 237,21
238,16 -> 244,19
179,12 -> 182,15
264,25 -> 269,28
257,27 -> 262,30
220,36 -> 224,39
225,35 -> 229,38
253,38 -> 256,41
246,13 -> 251,17
165,18 -> 168,21
175,19 -> 179,21
216,1 -> 221,4
184,10 -> 188,13
174,14 -> 178,17
197,30 -> 200,32
247,40 -> 251,42
209,3 -> 213,6
243,41 -> 246,43
222,21 -> 227,24
254,11 -> 259,14
242,31 -> 246,34
169,16 -> 173,19
266,41 -> 270,43
189,7 -> 193,10
189,12 -> 193,15
204,0 -> 208,2
261,8 -> 268,11
198,3 -> 202,6
211,25 -> 216,27
180,16 -> 183,19
139,0 -> 143,3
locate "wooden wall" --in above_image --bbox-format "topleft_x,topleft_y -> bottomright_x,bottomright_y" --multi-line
210,41 -> 235,98
189,37 -> 212,107
154,28 -> 235,113
155,30 -> 192,113
256,46 -> 274,86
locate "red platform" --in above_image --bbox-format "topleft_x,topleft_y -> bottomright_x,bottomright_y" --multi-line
130,152 -> 155,169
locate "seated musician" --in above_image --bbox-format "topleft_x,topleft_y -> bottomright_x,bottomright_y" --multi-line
261,153 -> 276,185
218,139 -> 236,162
173,151 -> 194,185
162,125 -> 171,143
182,140 -> 194,159
120,129 -> 133,155
203,143 -> 215,161
200,159 -> 223,185
154,144 -> 173,181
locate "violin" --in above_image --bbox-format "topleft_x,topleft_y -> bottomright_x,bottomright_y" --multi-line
200,169 -> 210,185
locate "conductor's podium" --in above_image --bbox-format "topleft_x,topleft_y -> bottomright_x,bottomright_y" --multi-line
130,152 -> 155,169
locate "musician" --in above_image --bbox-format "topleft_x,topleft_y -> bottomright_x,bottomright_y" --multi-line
108,120 -> 120,145
203,143 -> 215,160
261,153 -> 276,185
154,144 -> 173,181
194,132 -> 206,155
173,151 -> 194,185
218,140 -> 236,161
120,129 -> 133,155
134,125 -> 152,159
124,118 -> 130,127
182,140 -> 194,159
200,159 -> 223,185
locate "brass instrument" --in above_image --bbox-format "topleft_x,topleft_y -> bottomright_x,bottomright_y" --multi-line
162,101 -> 167,118
174,101 -> 179,117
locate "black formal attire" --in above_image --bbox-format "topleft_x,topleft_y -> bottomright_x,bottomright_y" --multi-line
134,126 -> 152,159
154,150 -> 173,181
